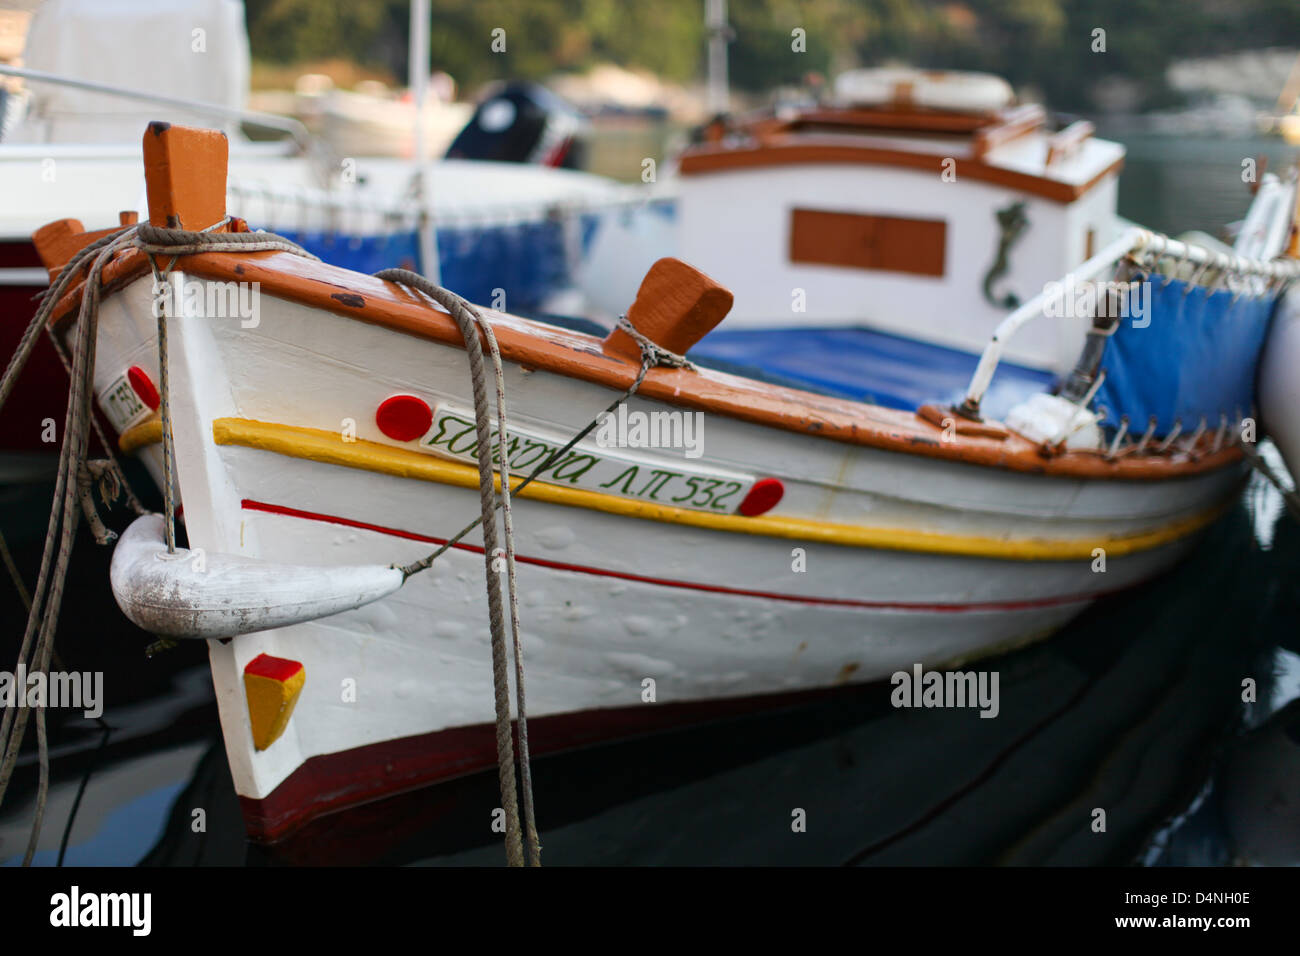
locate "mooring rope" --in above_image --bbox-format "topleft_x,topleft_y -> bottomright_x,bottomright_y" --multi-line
383,299 -> 692,865
375,268 -> 538,867
0,525 -> 32,612
396,320 -> 673,579
0,220 -> 317,863
0,226 -> 140,861
44,327 -> 147,517
143,220 -> 320,553
0,215 -> 686,868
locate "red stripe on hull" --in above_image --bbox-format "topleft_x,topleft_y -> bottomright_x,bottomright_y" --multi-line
240,498 -> 1112,613
231,501 -> 1116,841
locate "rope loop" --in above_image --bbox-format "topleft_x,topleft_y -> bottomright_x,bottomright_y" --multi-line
615,315 -> 694,373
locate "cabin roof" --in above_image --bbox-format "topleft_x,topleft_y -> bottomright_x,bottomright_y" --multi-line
678,101 -> 1124,204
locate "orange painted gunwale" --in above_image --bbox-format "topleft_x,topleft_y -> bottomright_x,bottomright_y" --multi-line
38,242 -> 1241,483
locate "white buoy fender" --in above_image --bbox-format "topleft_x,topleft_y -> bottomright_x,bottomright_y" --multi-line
833,68 -> 1014,113
1259,286 -> 1300,480
109,514 -> 405,639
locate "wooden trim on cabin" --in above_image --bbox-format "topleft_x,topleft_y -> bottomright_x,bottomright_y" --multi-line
744,102 -> 1043,146
1045,120 -> 1096,166
678,138 -> 1125,204
774,107 -> 996,135
36,241 -> 1240,484
971,103 -> 1047,160
789,208 -> 947,277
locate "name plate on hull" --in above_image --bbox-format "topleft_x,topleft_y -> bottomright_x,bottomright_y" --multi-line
99,372 -> 152,432
417,404 -> 755,514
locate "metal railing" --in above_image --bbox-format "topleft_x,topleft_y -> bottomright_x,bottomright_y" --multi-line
959,225 -> 1300,418
0,64 -> 314,153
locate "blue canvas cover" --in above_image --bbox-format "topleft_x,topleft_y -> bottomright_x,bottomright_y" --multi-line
269,216 -> 601,314
687,326 -> 1058,418
271,229 -> 423,278
435,216 -> 599,311
1093,277 -> 1276,436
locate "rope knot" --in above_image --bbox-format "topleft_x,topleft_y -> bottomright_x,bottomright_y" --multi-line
615,315 -> 695,372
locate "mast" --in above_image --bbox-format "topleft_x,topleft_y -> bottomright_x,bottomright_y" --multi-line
409,0 -> 440,283
705,0 -> 730,116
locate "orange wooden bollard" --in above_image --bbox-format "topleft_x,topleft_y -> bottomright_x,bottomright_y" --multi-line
602,257 -> 734,364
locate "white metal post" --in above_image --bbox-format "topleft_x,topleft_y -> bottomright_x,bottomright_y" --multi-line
409,0 -> 440,283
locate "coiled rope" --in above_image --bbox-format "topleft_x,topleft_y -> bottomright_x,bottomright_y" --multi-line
383,301 -> 693,865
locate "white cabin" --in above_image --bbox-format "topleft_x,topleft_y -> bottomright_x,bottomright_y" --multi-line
674,68 -> 1127,371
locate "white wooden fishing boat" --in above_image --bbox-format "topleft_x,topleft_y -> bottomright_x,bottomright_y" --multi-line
17,122 -> 1299,845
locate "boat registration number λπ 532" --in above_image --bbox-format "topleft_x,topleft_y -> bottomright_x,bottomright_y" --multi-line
416,404 -> 756,514
99,372 -> 153,433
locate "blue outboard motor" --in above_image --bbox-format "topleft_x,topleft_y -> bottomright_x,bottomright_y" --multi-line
446,82 -> 588,170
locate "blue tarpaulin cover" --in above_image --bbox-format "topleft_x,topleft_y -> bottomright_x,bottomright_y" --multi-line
273,229 -> 423,278
687,326 -> 1058,418
271,216 -> 601,313
435,216 -> 597,311
1094,277 -> 1276,437
270,225 -> 1274,428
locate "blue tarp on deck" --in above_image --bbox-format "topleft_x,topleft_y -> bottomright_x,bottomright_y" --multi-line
272,229 -> 423,278
1094,277 -> 1276,436
270,216 -> 601,314
687,326 -> 1059,418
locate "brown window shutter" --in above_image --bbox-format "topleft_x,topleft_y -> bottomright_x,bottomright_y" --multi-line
789,208 -> 946,277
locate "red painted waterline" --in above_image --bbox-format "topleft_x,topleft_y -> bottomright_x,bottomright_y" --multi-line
239,497 -> 1116,613
240,683 -> 863,843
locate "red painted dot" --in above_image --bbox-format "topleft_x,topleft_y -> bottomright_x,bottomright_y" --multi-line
127,365 -> 160,411
738,477 -> 784,517
376,394 -> 433,441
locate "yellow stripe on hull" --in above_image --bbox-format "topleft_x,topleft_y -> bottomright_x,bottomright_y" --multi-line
210,416 -> 1224,561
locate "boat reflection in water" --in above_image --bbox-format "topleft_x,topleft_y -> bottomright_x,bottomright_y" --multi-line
1,465 -> 1296,866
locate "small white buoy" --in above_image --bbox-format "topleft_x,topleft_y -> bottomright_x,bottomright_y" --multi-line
109,514 -> 404,639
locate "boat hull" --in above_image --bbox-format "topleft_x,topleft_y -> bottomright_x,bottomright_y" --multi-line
72,270 -> 1243,838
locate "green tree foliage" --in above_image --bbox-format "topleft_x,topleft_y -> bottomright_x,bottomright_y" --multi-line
242,0 -> 1300,110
